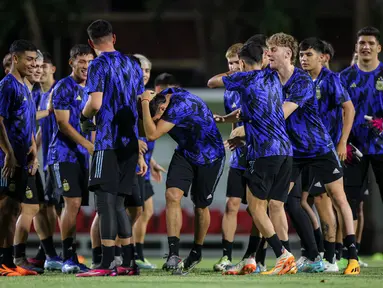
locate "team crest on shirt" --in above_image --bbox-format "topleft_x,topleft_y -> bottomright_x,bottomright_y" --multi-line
315,85 -> 322,100
9,182 -> 15,192
376,77 -> 383,91
231,103 -> 237,109
25,186 -> 33,199
63,179 -> 70,192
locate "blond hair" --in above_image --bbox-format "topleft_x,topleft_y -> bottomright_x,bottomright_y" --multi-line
134,54 -> 152,69
225,43 -> 244,58
267,33 -> 298,64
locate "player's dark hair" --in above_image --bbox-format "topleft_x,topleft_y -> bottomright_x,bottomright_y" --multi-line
87,19 -> 113,44
154,73 -> 179,88
70,44 -> 94,60
3,53 -> 12,69
9,39 -> 37,55
42,52 -> 54,65
137,94 -> 167,119
357,26 -> 380,42
238,42 -> 263,65
322,41 -> 335,59
299,37 -> 325,54
245,34 -> 267,48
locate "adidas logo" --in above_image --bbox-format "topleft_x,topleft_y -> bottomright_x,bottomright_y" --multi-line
23,97 -> 27,101
207,194 -> 213,200
231,103 -> 237,108
76,95 -> 82,100
314,182 -> 322,188
333,168 -> 340,174
350,83 -> 357,88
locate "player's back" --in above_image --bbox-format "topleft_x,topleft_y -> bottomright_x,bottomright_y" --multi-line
86,51 -> 145,151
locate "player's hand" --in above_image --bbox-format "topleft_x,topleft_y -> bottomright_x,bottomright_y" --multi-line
150,162 -> 167,183
224,136 -> 245,151
138,140 -> 148,155
235,109 -> 242,120
336,142 -> 347,161
80,113 -> 97,134
364,115 -> 383,137
85,141 -> 94,156
213,114 -> 225,123
28,157 -> 39,176
2,151 -> 17,178
141,90 -> 156,102
344,143 -> 363,167
230,126 -> 245,138
137,155 -> 148,177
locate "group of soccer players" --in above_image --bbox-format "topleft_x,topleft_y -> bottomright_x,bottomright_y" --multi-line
0,18 -> 382,277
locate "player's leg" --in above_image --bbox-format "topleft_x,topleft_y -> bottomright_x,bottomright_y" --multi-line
314,193 -> 338,272
255,237 -> 268,272
214,168 -> 244,271
90,213 -> 101,268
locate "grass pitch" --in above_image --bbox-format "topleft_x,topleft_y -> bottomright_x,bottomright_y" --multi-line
1,257 -> 382,288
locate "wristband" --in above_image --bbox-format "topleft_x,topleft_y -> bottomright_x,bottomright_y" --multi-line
80,113 -> 89,122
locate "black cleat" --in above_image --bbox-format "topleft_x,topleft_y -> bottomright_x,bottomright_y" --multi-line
172,255 -> 202,276
162,255 -> 182,271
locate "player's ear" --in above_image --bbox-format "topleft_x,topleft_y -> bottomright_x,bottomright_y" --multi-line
378,44 -> 382,54
69,58 -> 74,68
12,53 -> 18,64
88,39 -> 95,49
51,65 -> 57,74
112,34 -> 116,45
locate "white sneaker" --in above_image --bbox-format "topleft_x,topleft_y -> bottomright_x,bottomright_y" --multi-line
296,256 -> 308,271
224,259 -> 245,275
114,256 -> 123,267
239,256 -> 257,275
213,256 -> 232,272
359,258 -> 368,268
257,262 -> 267,272
324,260 -> 339,272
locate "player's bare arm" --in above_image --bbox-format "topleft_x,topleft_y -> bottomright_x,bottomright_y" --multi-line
207,71 -> 235,88
337,100 -> 355,161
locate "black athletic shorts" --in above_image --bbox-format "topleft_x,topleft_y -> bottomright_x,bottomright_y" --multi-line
44,170 -> 56,205
144,180 -> 154,201
226,167 -> 247,204
89,147 -> 138,196
49,162 -> 89,206
22,170 -> 45,204
124,175 -> 144,208
166,151 -> 225,208
291,150 -> 344,187
0,167 -> 28,202
245,156 -> 292,203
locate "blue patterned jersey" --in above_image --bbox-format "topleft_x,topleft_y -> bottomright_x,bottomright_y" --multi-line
137,137 -> 155,181
48,76 -> 90,169
314,67 -> 351,145
223,70 -> 292,159
86,51 -> 145,151
283,68 -> 334,158
32,84 -> 42,110
223,90 -> 246,170
0,74 -> 34,168
160,87 -> 225,165
39,85 -> 56,171
340,63 -> 383,155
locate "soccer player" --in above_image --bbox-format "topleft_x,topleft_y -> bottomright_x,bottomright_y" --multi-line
322,41 -> 335,69
140,84 -> 225,274
28,52 -> 62,271
340,26 -> 383,268
2,53 -> 12,75
267,32 -> 360,275
0,40 -> 38,276
47,44 -> 95,273
208,42 -> 297,275
76,19 -> 147,277
299,37 -> 355,272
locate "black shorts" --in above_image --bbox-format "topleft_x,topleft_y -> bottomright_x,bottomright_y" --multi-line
245,156 -> 292,203
291,150 -> 343,187
143,179 -> 154,201
166,151 -> 225,208
344,160 -> 369,203
226,167 -> 247,204
22,170 -> 45,205
49,162 -> 89,206
89,148 -> 138,196
0,167 -> 28,203
124,175 -> 144,208
44,170 -> 56,205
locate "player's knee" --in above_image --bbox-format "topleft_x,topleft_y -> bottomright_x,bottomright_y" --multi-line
64,197 -> 82,213
127,206 -> 143,223
143,204 -> 154,220
269,199 -> 284,214
225,198 -> 240,215
195,206 -> 208,217
20,203 -> 40,217
165,188 -> 183,204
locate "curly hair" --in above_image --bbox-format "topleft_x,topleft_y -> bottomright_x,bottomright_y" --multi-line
267,33 -> 298,64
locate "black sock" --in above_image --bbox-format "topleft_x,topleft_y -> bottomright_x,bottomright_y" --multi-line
190,243 -> 202,261
3,247 -> 16,268
168,236 -> 180,257
115,246 -> 122,257
35,244 -> 46,261
122,244 -> 135,267
244,235 -> 261,259
222,239 -> 233,261
266,234 -> 283,258
14,243 -> 26,259
255,238 -> 267,265
281,240 -> 291,252
92,246 -> 102,265
62,237 -> 74,261
342,246 -> 349,259
41,237 -> 57,258
344,235 -> 358,260
356,242 -> 361,253
100,245 -> 115,269
335,242 -> 343,260
323,241 -> 335,263
135,243 -> 144,261
314,228 -> 324,253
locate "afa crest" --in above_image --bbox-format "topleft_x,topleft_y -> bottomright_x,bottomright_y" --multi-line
25,186 -> 33,199
376,77 -> 383,91
316,85 -> 322,100
63,179 -> 70,192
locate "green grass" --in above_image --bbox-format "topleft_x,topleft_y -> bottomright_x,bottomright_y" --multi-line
1,258 -> 383,288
